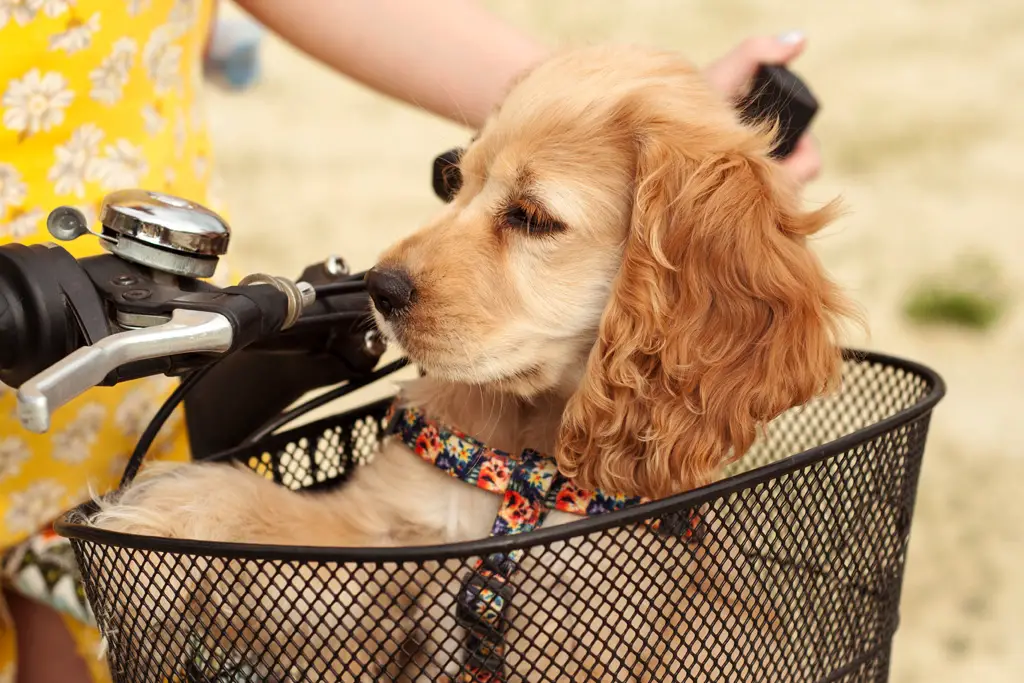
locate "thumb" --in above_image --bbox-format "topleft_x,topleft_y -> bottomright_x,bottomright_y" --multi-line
704,32 -> 808,99
741,31 -> 808,66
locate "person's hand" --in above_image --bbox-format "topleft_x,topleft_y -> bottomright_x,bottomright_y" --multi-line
703,32 -> 822,186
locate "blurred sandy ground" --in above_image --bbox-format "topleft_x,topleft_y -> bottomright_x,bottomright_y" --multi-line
204,1 -> 1024,681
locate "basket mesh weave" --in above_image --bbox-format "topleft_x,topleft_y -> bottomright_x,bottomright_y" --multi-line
59,352 -> 942,683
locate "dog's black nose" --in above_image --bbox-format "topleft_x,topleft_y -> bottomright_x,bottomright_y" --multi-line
366,267 -> 416,318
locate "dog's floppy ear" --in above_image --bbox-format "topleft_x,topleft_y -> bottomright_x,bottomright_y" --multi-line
556,122 -> 854,499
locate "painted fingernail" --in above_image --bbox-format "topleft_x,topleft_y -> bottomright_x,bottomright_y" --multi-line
777,30 -> 806,45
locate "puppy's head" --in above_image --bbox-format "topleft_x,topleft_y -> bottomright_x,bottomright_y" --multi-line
371,45 -> 854,498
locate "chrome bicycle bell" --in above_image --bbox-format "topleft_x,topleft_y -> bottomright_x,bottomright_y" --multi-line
47,189 -> 230,278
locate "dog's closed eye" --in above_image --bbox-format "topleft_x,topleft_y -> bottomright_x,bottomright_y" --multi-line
501,198 -> 565,235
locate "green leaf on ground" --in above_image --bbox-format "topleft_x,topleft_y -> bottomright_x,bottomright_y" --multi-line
903,255 -> 1011,331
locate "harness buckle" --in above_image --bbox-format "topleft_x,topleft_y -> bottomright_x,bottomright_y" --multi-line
653,506 -> 707,544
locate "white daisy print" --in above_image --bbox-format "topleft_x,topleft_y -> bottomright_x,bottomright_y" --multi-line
48,123 -> 104,197
2,69 -> 74,140
114,388 -> 157,439
169,0 -> 197,29
89,38 -> 136,105
193,154 -> 208,180
0,436 -> 30,482
143,26 -> 183,95
0,0 -> 43,29
2,207 -> 43,239
107,453 -> 129,478
49,11 -> 100,54
51,402 -> 106,464
127,0 -> 151,17
5,479 -> 66,534
151,409 -> 183,455
92,139 -> 149,190
0,163 -> 28,215
173,111 -> 186,157
141,102 -> 165,135
41,0 -> 69,17
148,374 -> 179,396
163,166 -> 176,188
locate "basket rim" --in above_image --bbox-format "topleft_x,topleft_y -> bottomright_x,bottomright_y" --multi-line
55,348 -> 946,562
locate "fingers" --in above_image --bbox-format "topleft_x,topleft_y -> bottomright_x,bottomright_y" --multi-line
703,31 -> 809,99
734,31 -> 807,67
702,32 -> 822,187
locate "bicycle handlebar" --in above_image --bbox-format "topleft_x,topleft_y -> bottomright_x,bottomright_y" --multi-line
0,190 -> 384,435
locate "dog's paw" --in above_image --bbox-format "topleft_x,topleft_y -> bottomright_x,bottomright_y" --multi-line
88,461 -> 255,541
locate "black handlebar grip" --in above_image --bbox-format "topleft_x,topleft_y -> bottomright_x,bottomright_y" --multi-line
432,148 -> 464,203
0,279 -> 16,373
737,64 -> 819,159
0,244 -> 74,388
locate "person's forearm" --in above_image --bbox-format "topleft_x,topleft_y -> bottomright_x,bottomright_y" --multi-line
234,0 -> 549,128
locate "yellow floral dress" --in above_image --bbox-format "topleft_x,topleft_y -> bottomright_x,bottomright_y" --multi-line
0,1 -> 219,680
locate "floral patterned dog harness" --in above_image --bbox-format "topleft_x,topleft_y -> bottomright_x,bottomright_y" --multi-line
386,402 -> 705,682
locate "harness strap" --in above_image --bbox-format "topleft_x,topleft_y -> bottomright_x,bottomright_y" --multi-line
385,401 -> 705,682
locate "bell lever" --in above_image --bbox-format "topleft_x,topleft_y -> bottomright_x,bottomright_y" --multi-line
46,206 -> 114,245
47,190 -> 233,279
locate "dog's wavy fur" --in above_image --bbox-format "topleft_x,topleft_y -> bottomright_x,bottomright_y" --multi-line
557,102 -> 848,499
84,45 -> 855,681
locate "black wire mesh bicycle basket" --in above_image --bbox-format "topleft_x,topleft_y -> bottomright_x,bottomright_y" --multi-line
56,349 -> 944,683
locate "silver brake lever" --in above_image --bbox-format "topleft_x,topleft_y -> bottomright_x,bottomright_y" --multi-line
16,309 -> 233,433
